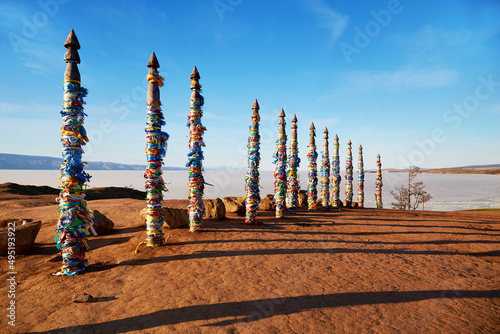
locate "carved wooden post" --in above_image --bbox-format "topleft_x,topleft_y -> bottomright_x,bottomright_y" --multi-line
187,66 -> 206,232
55,29 -> 92,275
306,123 -> 318,210
141,51 -> 169,248
286,114 -> 300,213
244,99 -> 261,224
345,140 -> 353,207
357,145 -> 364,208
273,109 -> 287,218
330,134 -> 341,208
375,154 -> 383,208
320,127 -> 330,210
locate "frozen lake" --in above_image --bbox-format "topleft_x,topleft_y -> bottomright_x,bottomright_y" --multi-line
1,169 -> 499,211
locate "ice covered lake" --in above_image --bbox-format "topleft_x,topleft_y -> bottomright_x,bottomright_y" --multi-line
1,170 -> 499,212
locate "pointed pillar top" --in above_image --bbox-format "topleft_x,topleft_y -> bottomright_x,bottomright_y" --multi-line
64,29 -> 81,81
64,29 -> 80,64
252,98 -> 260,110
359,144 -> 363,151
323,127 -> 329,142
190,66 -> 200,80
377,153 -> 381,159
291,114 -> 298,141
64,29 -> 80,50
291,114 -> 297,130
278,108 -> 286,135
309,122 -> 315,145
147,51 -> 160,68
348,139 -> 352,147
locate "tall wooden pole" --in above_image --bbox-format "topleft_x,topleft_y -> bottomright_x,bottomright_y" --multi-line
345,140 -> 353,207
286,114 -> 300,213
330,134 -> 341,208
55,29 -> 92,275
274,108 -> 287,218
142,51 -> 168,248
187,66 -> 206,232
306,123 -> 318,210
357,145 -> 364,208
320,127 -> 330,210
244,99 -> 261,224
376,154 -> 383,208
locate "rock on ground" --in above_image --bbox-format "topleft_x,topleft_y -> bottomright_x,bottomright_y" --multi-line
203,198 -> 226,220
259,194 -> 275,211
298,190 -> 307,208
140,206 -> 188,229
0,219 -> 41,255
91,210 -> 114,235
222,196 -> 246,214
72,293 -> 93,303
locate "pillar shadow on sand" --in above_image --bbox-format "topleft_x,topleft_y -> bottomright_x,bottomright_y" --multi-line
31,289 -> 500,333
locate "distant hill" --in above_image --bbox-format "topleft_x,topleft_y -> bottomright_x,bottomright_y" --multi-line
458,164 -> 500,169
385,164 -> 500,175
0,153 -> 185,171
424,166 -> 500,175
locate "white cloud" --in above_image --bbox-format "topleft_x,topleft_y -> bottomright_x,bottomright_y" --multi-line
392,25 -> 475,64
303,0 -> 349,44
22,62 -> 51,75
343,68 -> 459,91
412,25 -> 473,51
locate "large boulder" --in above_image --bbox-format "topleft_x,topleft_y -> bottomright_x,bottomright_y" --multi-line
0,219 -> 41,255
298,190 -> 307,208
222,196 -> 246,214
140,206 -> 188,229
203,198 -> 226,220
91,210 -> 114,235
259,194 -> 275,211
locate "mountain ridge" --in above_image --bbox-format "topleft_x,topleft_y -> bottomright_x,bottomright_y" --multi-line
0,153 -> 185,171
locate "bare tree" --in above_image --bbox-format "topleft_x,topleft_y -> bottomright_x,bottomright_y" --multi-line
391,166 -> 432,210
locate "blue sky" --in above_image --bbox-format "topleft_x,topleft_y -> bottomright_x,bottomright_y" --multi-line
0,0 -> 499,171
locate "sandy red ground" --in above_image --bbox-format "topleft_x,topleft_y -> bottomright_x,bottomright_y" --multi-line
1,194 -> 499,333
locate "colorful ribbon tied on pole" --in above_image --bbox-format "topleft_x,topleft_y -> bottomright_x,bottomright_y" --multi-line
330,134 -> 341,208
376,154 -> 383,208
357,145 -> 364,208
244,99 -> 261,224
141,51 -> 169,249
55,29 -> 92,276
345,140 -> 353,206
306,123 -> 318,210
273,109 -> 287,218
286,114 -> 300,213
186,66 -> 206,232
320,127 -> 330,210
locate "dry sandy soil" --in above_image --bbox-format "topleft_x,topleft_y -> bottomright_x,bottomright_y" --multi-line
1,193 -> 499,333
